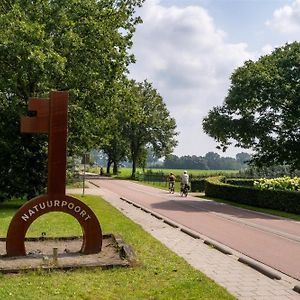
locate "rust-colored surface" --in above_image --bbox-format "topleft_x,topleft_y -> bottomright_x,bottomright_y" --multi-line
6,91 -> 102,256
47,91 -> 68,196
21,91 -> 68,196
21,98 -> 49,133
6,195 -> 102,256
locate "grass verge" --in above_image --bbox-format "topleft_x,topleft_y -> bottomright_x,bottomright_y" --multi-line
0,195 -> 235,300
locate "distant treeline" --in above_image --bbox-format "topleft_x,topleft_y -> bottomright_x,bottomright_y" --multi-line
161,152 -> 251,170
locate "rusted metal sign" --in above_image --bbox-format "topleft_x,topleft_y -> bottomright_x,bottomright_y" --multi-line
6,91 -> 102,256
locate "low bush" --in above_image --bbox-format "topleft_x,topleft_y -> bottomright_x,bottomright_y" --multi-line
225,178 -> 255,187
254,176 -> 300,192
205,176 -> 300,214
142,171 -> 166,182
191,179 -> 206,192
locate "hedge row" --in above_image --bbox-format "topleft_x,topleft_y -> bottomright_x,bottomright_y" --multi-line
190,179 -> 206,192
205,176 -> 300,214
225,178 -> 255,187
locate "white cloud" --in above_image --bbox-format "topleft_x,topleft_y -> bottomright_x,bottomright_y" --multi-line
129,0 -> 253,157
261,44 -> 276,55
266,0 -> 300,33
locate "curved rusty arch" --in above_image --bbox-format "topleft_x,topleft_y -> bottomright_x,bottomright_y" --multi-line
6,195 -> 102,256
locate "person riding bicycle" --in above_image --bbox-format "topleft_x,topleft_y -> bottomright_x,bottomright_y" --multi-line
180,171 -> 189,194
168,173 -> 176,193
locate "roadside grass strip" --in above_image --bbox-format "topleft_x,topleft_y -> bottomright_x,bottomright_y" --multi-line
0,195 -> 235,300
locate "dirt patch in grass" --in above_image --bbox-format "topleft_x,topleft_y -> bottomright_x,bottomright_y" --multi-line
0,234 -> 135,273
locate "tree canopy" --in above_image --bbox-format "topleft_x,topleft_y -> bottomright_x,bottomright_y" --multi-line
202,42 -> 300,170
0,0 -> 143,200
163,152 -> 249,170
118,80 -> 178,177
99,81 -> 130,175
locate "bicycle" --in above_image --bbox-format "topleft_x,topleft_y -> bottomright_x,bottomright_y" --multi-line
180,183 -> 189,197
169,181 -> 175,193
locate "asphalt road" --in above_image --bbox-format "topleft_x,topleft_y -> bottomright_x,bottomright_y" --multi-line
90,178 -> 300,281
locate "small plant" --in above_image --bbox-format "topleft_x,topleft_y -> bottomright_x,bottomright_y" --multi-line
254,176 -> 300,192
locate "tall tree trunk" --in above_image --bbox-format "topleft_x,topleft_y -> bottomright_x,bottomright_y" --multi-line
106,160 -> 112,174
113,161 -> 118,175
131,142 -> 140,179
131,157 -> 136,178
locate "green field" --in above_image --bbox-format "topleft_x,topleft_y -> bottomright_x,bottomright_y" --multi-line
84,166 -> 239,178
118,167 -> 238,178
0,195 -> 235,300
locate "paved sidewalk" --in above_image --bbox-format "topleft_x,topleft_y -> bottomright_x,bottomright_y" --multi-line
68,184 -> 300,300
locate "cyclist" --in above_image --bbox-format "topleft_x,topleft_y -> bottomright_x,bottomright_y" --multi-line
180,170 -> 189,196
168,173 -> 176,193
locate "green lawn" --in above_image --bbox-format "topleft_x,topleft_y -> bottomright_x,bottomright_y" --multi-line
0,195 -> 235,300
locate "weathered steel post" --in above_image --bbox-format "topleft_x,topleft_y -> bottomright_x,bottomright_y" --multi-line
6,91 -> 102,256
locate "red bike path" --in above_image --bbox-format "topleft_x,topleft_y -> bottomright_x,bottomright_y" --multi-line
90,178 -> 300,281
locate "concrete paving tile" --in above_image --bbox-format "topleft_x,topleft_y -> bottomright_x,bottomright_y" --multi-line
236,290 -> 258,297
74,185 -> 300,300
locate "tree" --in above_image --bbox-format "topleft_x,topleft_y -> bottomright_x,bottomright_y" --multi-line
236,152 -> 252,165
0,103 -> 47,200
164,154 -> 181,169
145,146 -> 161,167
0,0 -> 143,200
0,1 -> 12,14
96,79 -> 130,175
203,42 -> 300,170
102,134 -> 128,175
205,152 -> 221,169
122,80 -> 178,177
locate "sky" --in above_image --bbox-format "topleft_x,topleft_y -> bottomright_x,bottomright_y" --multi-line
129,0 -> 300,158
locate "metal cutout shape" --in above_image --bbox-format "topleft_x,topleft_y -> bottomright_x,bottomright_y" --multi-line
6,91 -> 102,256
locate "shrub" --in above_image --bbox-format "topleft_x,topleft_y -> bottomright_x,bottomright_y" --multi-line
225,178 -> 255,187
205,176 -> 300,214
191,179 -> 206,192
143,171 -> 166,182
254,176 -> 300,192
